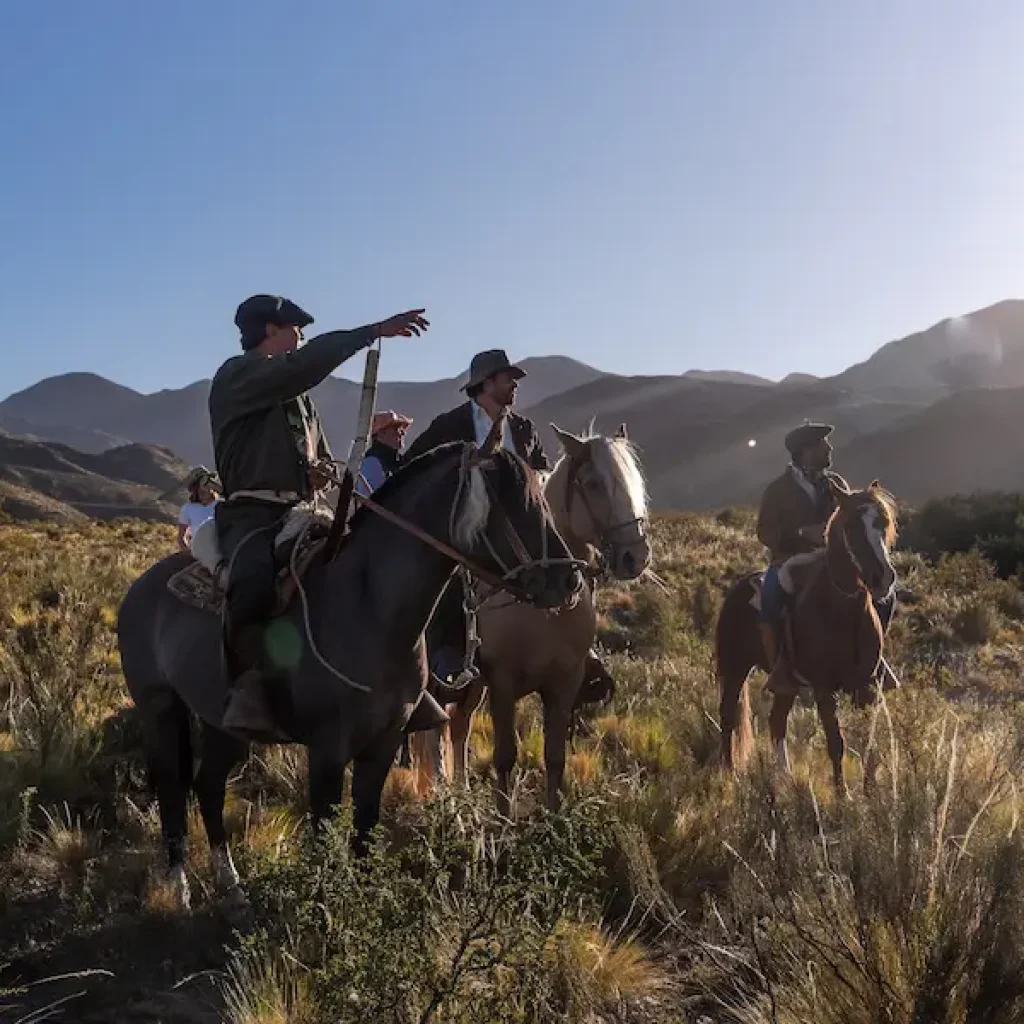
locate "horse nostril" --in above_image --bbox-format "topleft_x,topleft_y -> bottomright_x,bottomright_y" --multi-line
621,550 -> 636,576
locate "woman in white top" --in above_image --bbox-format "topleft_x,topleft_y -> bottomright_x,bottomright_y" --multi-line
177,467 -> 222,553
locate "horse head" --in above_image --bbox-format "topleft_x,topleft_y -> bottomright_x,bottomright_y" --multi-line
455,427 -> 583,609
549,422 -> 651,581
827,477 -> 898,603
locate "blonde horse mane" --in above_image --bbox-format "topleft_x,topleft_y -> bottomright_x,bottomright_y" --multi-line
546,425 -> 648,526
826,480 -> 899,548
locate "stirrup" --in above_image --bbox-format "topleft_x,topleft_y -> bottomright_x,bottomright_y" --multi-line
405,691 -> 450,733
430,663 -> 480,699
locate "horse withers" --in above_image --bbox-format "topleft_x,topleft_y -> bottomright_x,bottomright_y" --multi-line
715,478 -> 897,795
413,423 -> 651,814
117,434 -> 582,910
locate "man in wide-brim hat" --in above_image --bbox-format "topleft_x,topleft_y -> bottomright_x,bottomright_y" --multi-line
402,349 -> 549,690
405,349 -> 548,468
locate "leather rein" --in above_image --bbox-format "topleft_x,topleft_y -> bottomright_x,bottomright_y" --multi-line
325,447 -> 583,603
823,502 -> 883,601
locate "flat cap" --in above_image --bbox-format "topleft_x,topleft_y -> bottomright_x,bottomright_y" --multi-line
235,295 -> 314,349
784,421 -> 834,456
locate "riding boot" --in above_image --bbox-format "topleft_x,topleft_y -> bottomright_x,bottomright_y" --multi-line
222,624 -> 289,742
761,620 -> 798,696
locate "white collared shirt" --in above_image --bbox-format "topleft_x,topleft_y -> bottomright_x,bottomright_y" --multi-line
471,400 -> 515,453
788,463 -> 819,503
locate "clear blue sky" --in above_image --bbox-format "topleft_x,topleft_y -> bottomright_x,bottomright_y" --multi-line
3,0 -> 1024,397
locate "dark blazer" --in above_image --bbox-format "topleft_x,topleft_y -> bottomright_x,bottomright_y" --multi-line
405,402 -> 550,472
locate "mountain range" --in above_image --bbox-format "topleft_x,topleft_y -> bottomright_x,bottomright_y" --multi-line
3,299 -> 1024,522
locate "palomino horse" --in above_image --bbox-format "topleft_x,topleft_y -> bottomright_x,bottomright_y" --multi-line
412,424 -> 650,813
116,437 -> 582,909
715,479 -> 897,795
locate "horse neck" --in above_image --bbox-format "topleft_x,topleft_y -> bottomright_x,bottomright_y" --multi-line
824,513 -> 866,602
545,458 -> 594,561
327,459 -> 460,637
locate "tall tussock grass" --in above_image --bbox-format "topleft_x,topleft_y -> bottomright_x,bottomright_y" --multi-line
682,709 -> 1024,1022
4,512 -> 1024,1021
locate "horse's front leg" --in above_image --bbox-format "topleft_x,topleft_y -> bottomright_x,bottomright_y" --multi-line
489,683 -> 518,818
768,691 -> 797,774
351,733 -> 403,857
308,730 -> 350,830
193,722 -> 249,907
815,689 -> 848,798
541,674 -> 580,811
451,680 -> 486,787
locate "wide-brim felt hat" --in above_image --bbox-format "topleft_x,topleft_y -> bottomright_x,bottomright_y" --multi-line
461,349 -> 526,392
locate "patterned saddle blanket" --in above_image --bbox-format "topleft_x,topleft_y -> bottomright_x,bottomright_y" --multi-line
166,512 -> 332,616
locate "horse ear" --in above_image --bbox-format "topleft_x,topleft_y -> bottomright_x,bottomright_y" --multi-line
869,478 -> 880,490
615,423 -> 628,440
551,423 -> 586,458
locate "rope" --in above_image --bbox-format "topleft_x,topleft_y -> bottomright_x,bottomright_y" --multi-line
289,518 -> 372,694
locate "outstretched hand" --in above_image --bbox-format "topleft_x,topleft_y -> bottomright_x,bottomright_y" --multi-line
376,310 -> 429,339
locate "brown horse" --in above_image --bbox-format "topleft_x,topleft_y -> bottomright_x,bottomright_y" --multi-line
411,424 -> 651,813
715,479 -> 897,795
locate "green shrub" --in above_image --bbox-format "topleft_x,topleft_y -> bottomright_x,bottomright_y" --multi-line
232,795 -> 614,1023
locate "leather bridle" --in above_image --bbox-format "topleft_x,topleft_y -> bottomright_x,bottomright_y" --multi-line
565,454 -> 647,564
339,446 -> 584,604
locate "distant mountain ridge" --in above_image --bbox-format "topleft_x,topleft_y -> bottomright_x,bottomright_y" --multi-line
3,299 -> 1024,518
0,429 -> 190,523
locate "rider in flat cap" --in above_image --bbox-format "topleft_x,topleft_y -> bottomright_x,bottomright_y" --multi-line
209,294 -> 428,739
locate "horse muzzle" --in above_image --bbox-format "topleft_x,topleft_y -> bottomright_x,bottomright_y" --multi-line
518,563 -> 584,610
867,569 -> 896,603
604,538 -> 652,582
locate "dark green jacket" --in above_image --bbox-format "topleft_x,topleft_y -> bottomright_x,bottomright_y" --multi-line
209,328 -> 376,500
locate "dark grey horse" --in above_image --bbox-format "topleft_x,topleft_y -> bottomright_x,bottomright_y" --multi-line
117,442 -> 581,909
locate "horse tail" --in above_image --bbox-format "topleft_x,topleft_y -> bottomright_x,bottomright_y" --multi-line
731,666 -> 755,768
715,578 -> 756,770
